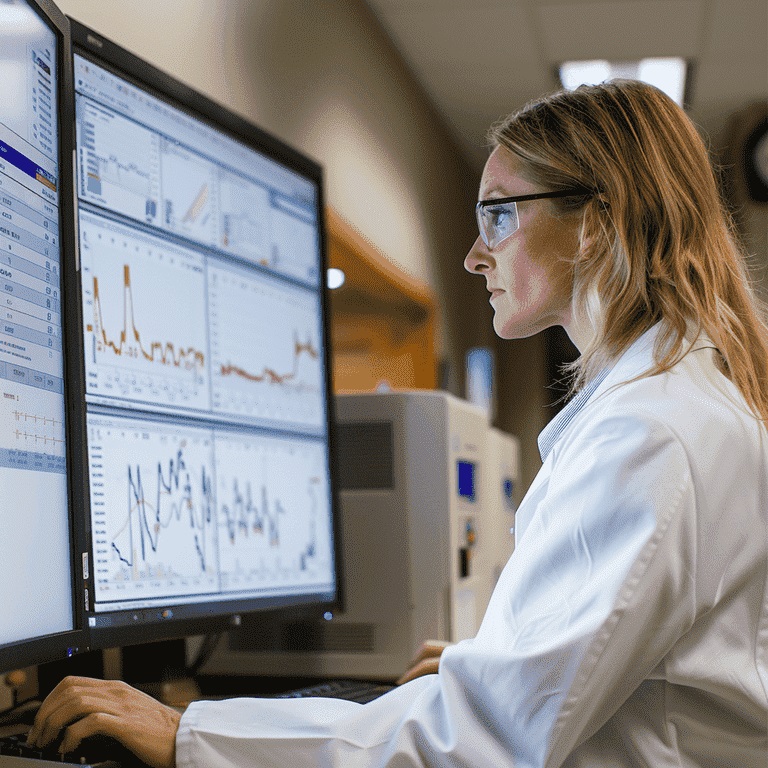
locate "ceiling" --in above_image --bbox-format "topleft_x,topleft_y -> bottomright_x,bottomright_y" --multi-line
363,0 -> 768,172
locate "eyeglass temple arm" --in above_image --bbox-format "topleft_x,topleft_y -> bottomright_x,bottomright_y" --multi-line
477,188 -> 592,208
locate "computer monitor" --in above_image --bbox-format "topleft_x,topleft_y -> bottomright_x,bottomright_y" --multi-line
68,20 -> 342,649
0,0 -> 86,673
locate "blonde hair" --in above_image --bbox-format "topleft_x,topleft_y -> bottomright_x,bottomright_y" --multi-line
490,79 -> 768,422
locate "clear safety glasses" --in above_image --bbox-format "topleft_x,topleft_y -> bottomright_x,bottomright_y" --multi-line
475,189 -> 590,249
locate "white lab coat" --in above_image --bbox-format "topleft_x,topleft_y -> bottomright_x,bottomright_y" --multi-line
176,324 -> 768,767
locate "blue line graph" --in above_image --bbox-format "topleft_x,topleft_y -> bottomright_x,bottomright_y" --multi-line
89,415 -> 220,603
112,448 -> 215,574
88,413 -> 335,606
220,479 -> 283,548
214,432 -> 332,593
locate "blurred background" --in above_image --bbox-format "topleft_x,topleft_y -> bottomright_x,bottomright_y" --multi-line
54,0 -> 768,494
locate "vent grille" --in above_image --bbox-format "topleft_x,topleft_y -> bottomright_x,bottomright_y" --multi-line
309,622 -> 375,653
335,421 -> 394,490
230,619 -> 376,654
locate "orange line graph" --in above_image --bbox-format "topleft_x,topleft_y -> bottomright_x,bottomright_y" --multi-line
91,264 -> 205,372
220,335 -> 318,384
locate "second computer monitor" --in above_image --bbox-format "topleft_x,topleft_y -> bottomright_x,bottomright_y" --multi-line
0,0 -> 86,674
69,20 -> 341,648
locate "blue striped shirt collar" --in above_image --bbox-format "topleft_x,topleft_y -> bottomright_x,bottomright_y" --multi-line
537,366 -> 611,463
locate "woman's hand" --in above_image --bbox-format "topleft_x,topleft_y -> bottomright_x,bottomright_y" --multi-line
26,676 -> 181,768
397,640 -> 452,685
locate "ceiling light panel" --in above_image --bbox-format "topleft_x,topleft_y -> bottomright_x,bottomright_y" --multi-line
559,57 -> 687,105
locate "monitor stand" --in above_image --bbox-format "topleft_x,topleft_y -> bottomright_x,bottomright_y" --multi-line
121,639 -> 201,706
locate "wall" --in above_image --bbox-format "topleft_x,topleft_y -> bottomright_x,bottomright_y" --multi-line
55,0 -> 494,385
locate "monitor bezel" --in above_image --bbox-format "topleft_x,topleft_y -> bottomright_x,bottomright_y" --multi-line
67,17 -> 344,650
0,0 -> 91,676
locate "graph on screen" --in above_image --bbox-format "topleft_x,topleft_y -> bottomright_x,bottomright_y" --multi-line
88,414 -> 220,605
0,383 -> 66,474
10,406 -> 64,450
219,171 -> 270,265
80,211 -> 210,410
74,49 -> 335,627
0,104 -> 67,477
89,413 -> 334,606
77,97 -> 160,224
208,263 -> 325,431
160,139 -> 217,244
214,431 -> 333,594
270,202 -> 320,285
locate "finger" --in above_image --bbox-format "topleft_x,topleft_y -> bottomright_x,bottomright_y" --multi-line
29,691 -> 84,748
407,640 -> 451,668
32,688 -> 120,747
397,656 -> 441,685
28,677 -> 71,743
58,711 -> 119,755
30,695 -> 95,748
63,698 -> 179,768
29,676 -> 99,743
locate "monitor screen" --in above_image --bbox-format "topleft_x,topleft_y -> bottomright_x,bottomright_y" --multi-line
70,22 -> 340,647
0,0 -> 83,672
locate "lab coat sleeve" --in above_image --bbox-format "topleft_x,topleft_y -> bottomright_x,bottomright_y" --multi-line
176,409 -> 697,768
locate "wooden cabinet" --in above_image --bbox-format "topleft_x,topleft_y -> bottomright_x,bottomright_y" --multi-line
326,209 -> 437,393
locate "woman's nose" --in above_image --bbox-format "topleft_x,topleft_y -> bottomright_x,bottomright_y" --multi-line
464,237 -> 491,274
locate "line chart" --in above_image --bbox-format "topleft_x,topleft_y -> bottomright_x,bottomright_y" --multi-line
77,97 -> 161,225
219,334 -> 318,385
219,480 -> 284,548
13,408 -> 65,448
91,265 -> 206,371
113,448 -> 215,573
80,211 -> 210,410
87,414 -> 335,605
0,384 -> 67,466
214,430 -> 334,594
160,139 -> 217,246
208,262 -> 325,430
88,414 -> 220,603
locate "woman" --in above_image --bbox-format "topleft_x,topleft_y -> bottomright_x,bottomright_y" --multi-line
29,80 -> 768,767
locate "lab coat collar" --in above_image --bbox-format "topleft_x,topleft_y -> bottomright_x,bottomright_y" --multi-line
593,322 -> 716,399
537,323 -> 714,463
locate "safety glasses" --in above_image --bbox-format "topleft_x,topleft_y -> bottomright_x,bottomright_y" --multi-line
476,189 -> 590,249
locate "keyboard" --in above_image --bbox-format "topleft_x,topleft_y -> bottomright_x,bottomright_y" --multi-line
0,732 -> 145,767
0,733 -> 116,766
274,678 -> 395,704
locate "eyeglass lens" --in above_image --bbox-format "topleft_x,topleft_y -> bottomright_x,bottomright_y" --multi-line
477,201 -> 519,249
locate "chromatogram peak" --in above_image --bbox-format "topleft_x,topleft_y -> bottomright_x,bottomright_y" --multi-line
91,264 -> 206,373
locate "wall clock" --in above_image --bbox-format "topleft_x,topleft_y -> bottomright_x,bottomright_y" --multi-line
742,113 -> 768,203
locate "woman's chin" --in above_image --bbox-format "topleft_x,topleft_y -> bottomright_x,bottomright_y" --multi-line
493,312 -> 548,341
